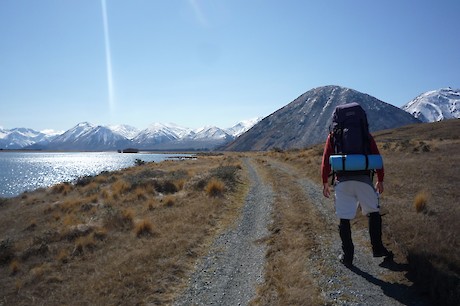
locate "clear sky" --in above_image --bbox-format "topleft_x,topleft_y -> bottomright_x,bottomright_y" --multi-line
1,0 -> 459,133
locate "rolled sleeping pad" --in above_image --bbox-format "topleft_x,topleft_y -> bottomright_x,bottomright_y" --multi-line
329,154 -> 383,171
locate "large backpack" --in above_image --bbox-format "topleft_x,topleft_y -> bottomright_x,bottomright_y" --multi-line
329,102 -> 373,183
330,102 -> 370,155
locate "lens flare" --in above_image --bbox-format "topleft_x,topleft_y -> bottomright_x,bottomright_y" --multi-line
101,0 -> 114,113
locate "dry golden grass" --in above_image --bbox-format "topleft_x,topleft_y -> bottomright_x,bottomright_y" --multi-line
250,158 -> 323,305
9,259 -> 20,275
162,195 -> 175,207
0,153 -> 246,305
74,235 -> 96,254
111,179 -> 131,196
51,182 -> 73,195
56,249 -> 70,264
134,219 -> 155,237
205,178 -> 225,197
414,191 -> 429,213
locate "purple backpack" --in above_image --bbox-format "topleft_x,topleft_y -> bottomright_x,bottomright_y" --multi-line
330,102 -> 370,155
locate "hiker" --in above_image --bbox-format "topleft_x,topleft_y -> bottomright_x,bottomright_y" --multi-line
321,102 -> 393,267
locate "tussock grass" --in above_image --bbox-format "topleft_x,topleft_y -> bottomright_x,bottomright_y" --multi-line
205,179 -> 225,197
51,182 -> 73,195
153,179 -> 178,194
414,191 -> 429,213
134,187 -> 148,200
101,189 -> 110,199
134,219 -> 155,237
146,199 -> 157,211
162,195 -> 175,207
62,214 -> 80,227
60,198 -> 83,213
101,207 -> 135,231
56,249 -> 69,264
111,179 -> 131,196
82,181 -> 100,195
73,235 -> 96,254
9,259 -> 20,275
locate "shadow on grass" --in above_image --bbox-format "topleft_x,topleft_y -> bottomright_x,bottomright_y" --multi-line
349,263 -> 431,306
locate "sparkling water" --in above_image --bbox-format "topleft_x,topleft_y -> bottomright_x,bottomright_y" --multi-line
0,152 -> 190,198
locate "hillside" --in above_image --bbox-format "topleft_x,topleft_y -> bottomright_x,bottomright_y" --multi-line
225,85 -> 420,151
0,120 -> 457,305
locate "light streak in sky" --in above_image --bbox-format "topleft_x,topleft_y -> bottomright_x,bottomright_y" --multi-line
101,0 -> 115,113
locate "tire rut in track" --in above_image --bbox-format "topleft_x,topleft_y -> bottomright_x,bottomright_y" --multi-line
174,158 -> 273,306
265,158 -> 430,306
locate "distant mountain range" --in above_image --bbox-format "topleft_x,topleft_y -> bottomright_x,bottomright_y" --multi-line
0,119 -> 261,151
1,86 -> 458,151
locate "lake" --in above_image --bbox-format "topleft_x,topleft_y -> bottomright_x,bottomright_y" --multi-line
0,151 -> 192,198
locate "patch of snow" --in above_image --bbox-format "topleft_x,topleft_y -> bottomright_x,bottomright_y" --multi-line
402,87 -> 460,122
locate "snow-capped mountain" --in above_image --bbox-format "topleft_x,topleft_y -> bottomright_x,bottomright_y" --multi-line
184,126 -> 232,140
107,124 -> 140,140
402,87 -> 460,122
225,117 -> 263,137
0,127 -> 51,149
4,119 -> 259,151
132,123 -> 190,147
38,122 -> 131,151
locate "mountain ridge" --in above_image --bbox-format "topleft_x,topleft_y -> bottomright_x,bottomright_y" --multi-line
0,119 -> 261,151
224,85 -> 421,151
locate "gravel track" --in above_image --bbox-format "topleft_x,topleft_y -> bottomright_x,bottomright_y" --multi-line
266,158 -> 431,306
174,158 -> 273,306
174,157 -> 430,306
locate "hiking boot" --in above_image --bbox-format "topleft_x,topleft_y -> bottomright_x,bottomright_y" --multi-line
372,246 -> 393,259
339,219 -> 354,266
368,212 -> 393,259
339,254 -> 353,268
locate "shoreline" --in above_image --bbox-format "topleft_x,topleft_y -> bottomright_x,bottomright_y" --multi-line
0,152 -> 196,199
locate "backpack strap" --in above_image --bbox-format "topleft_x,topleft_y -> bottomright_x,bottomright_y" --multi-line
329,171 -> 336,186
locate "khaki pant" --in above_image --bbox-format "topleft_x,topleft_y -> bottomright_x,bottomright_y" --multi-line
334,180 -> 379,219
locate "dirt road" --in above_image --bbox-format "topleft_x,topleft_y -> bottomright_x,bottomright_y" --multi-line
265,158 -> 430,305
174,157 -> 430,305
174,158 -> 274,305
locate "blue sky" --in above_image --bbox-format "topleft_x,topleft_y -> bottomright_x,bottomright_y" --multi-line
1,0 -> 459,133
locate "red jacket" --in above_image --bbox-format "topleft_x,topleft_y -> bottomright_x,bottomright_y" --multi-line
321,133 -> 384,184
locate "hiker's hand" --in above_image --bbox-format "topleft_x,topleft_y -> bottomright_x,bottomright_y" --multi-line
375,181 -> 384,194
323,183 -> 330,198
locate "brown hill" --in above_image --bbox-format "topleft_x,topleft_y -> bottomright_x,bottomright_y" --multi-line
225,85 -> 421,151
